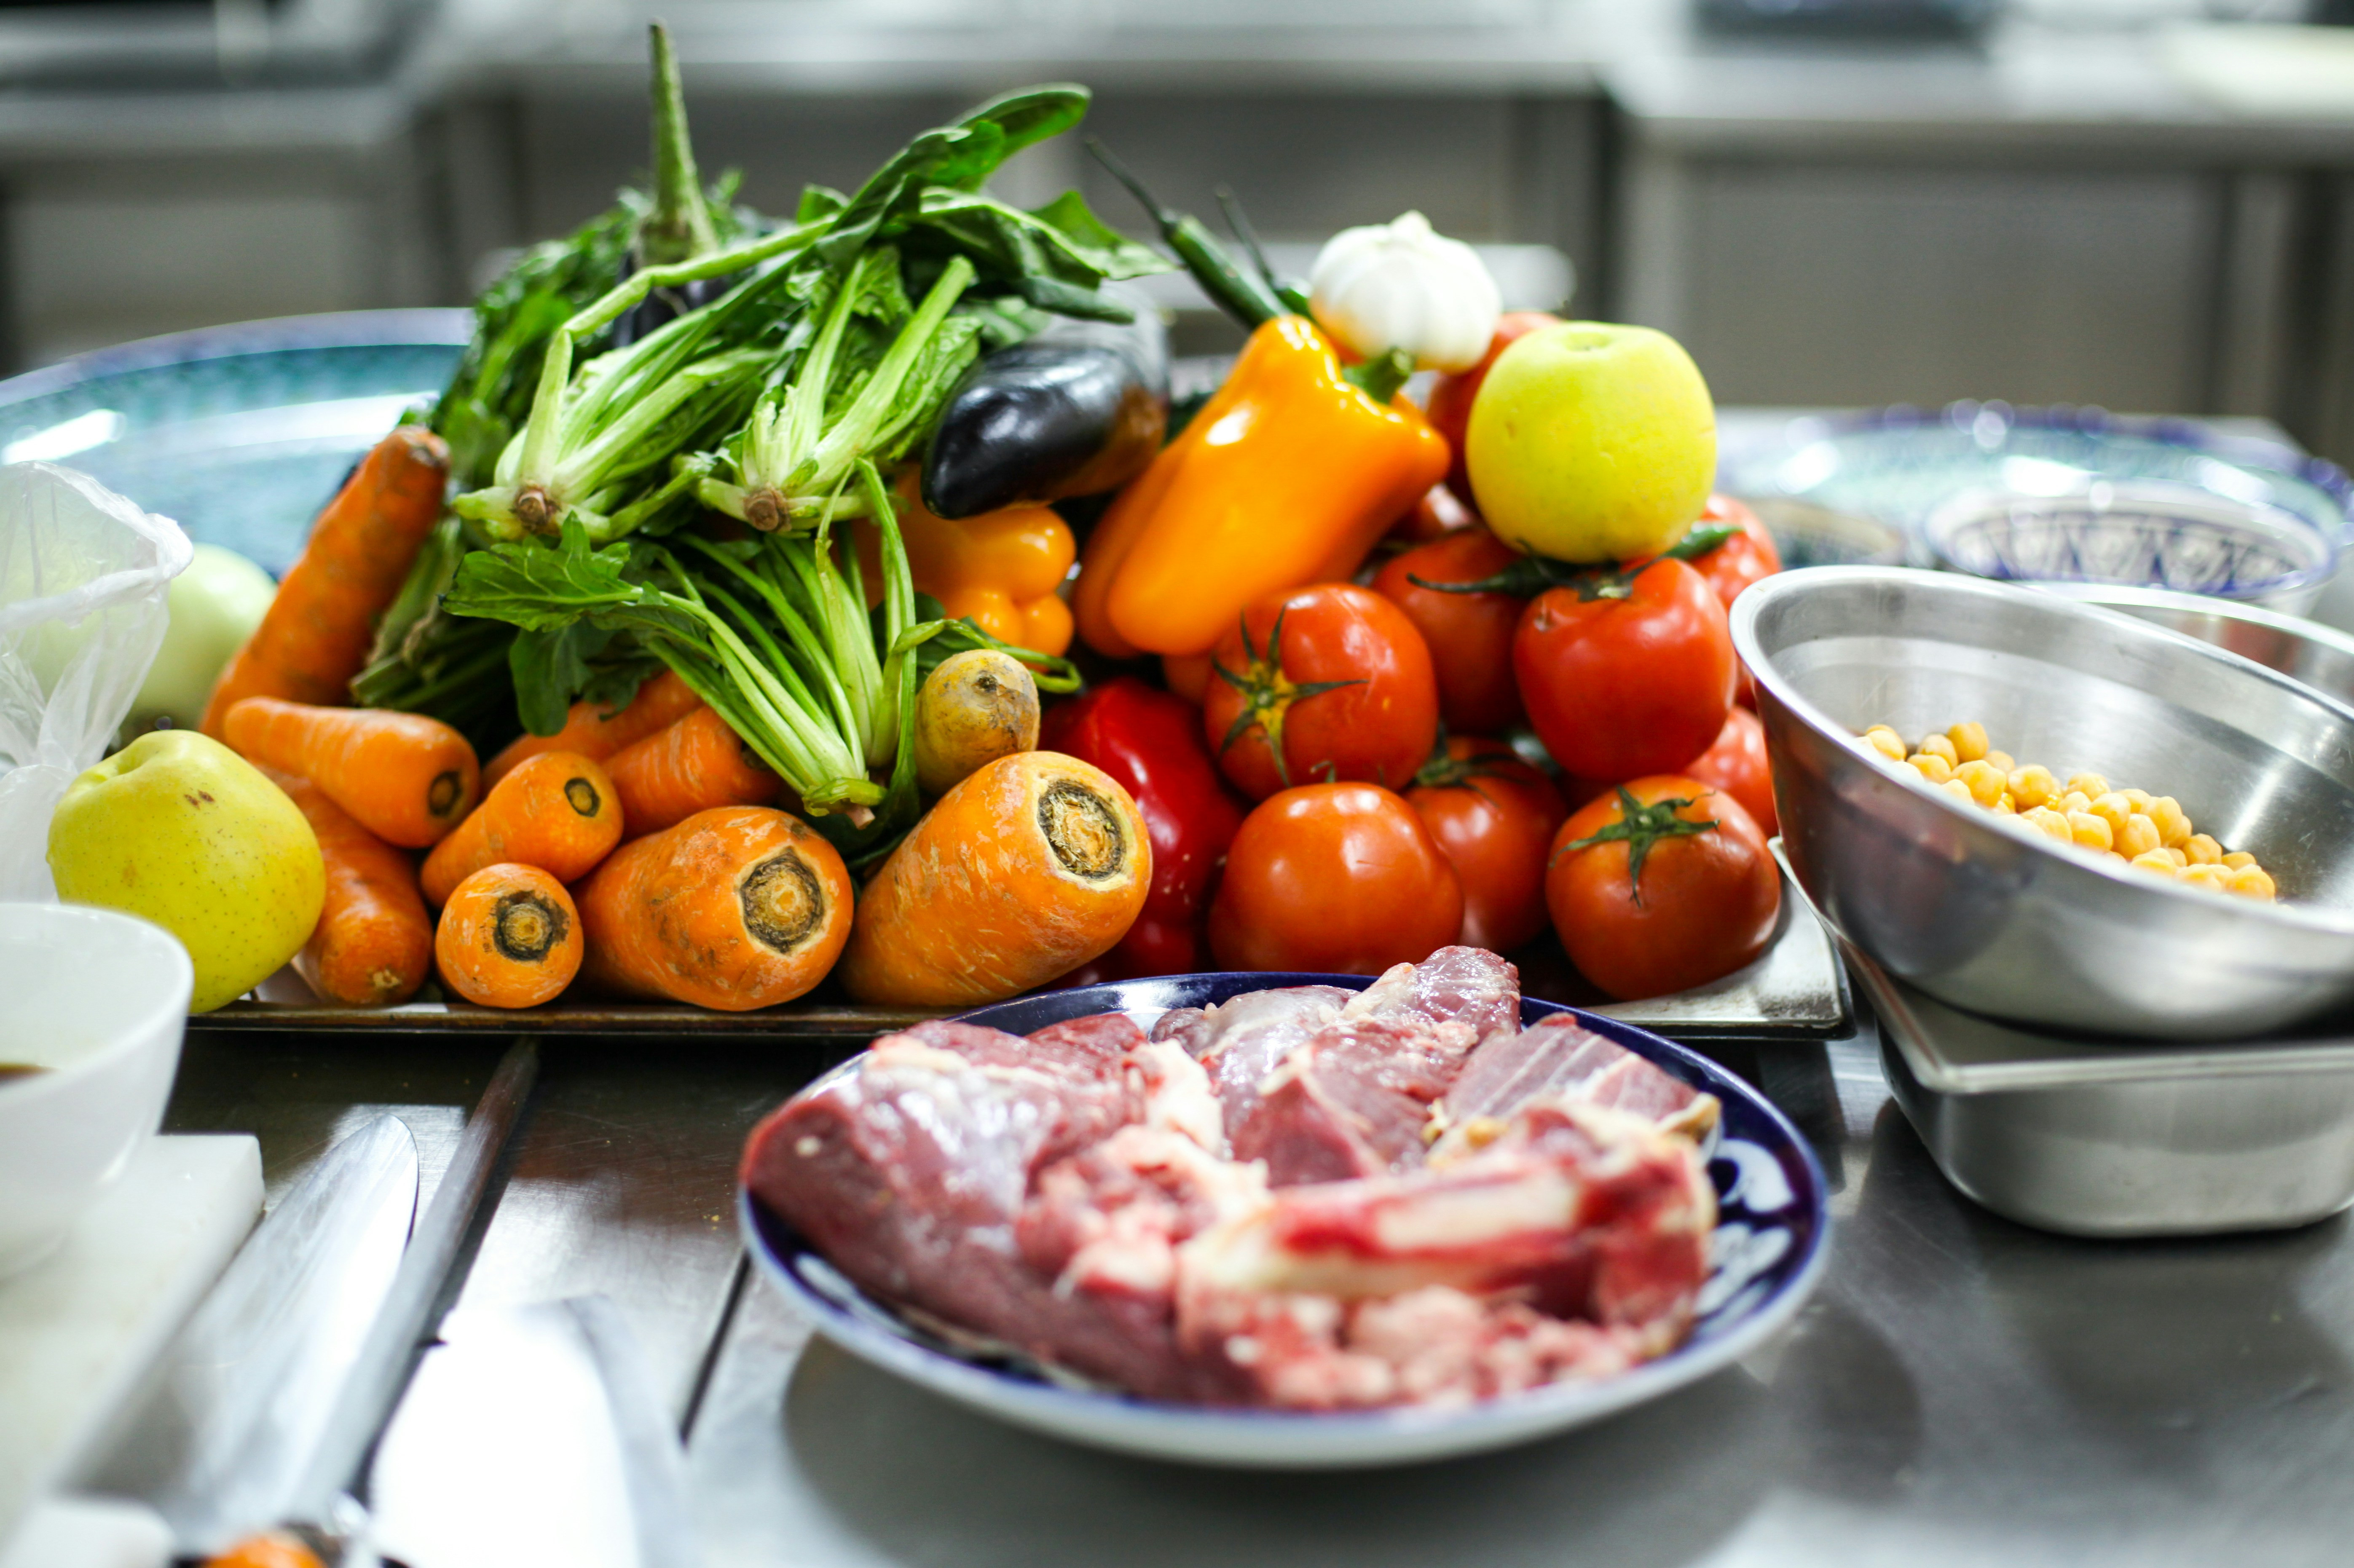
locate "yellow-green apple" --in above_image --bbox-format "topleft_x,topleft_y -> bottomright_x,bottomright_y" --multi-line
131,543 -> 276,731
1464,321 -> 1717,564
48,730 -> 322,1012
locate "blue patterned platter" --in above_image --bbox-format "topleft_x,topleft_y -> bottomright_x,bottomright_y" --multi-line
0,310 -> 469,574
740,973 -> 1831,1469
1719,401 -> 2354,576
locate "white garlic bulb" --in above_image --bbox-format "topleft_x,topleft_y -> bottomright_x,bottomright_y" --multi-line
1308,211 -> 1502,374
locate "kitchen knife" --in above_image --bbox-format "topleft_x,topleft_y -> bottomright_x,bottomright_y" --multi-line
366,1296 -> 700,1568
80,1113 -> 419,1556
84,1037 -> 540,1565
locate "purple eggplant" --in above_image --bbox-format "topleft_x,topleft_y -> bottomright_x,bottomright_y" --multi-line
920,294 -> 1169,519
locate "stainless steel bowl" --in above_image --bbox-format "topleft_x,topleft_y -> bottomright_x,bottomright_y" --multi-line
1730,565 -> 2354,1041
2035,583 -> 2354,709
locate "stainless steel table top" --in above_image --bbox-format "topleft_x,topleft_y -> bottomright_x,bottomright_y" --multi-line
159,1008 -> 2354,1566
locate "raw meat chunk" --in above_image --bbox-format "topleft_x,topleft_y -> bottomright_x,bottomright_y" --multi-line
1437,1014 -> 1720,1155
1185,1286 -> 1643,1411
1341,945 -> 1522,1043
1227,1015 -> 1472,1186
1183,1099 -> 1713,1353
740,1019 -> 1182,1394
1156,985 -> 1350,1135
745,949 -> 1721,1414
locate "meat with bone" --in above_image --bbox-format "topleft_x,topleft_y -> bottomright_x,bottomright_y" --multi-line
1177,1100 -> 1711,1407
742,952 -> 1720,1411
1435,1012 -> 1721,1159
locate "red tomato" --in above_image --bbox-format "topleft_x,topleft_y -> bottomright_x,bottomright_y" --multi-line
1405,736 -> 1568,953
1545,774 -> 1781,1001
1689,494 -> 1782,609
1387,482 -> 1480,546
1209,783 -> 1463,974
1426,311 -> 1560,502
1689,495 -> 1780,709
1202,583 -> 1440,801
1370,527 -> 1527,734
1680,705 -> 1776,837
1513,557 -> 1736,782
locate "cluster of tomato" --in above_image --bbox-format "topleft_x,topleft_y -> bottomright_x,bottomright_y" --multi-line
1048,469 -> 1790,1002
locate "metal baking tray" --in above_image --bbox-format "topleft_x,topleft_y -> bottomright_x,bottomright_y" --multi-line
1853,945 -> 2354,1238
186,873 -> 1849,1041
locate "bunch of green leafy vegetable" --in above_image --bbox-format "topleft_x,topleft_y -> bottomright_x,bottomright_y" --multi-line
383,51 -> 1159,861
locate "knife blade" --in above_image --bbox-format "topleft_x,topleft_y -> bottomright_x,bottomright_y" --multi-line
80,1113 -> 419,1556
366,1297 -> 700,1568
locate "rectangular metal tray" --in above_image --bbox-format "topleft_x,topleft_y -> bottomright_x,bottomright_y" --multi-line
187,874 -> 1849,1041
1852,942 -> 2354,1238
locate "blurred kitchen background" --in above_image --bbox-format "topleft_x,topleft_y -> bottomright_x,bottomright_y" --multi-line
0,0 -> 2349,458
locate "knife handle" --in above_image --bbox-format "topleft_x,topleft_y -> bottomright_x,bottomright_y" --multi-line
203,1528 -> 326,1568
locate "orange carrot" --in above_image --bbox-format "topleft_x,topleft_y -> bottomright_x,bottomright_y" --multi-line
482,669 -> 702,789
201,426 -> 448,738
839,752 -> 1150,1007
225,698 -> 479,848
606,705 -> 779,838
421,750 -> 623,907
576,806 -> 851,1011
434,862 -> 581,1008
259,766 -> 432,1007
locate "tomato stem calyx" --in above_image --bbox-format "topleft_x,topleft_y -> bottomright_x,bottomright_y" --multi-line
1555,786 -> 1718,906
1211,606 -> 1366,789
1408,521 -> 1740,602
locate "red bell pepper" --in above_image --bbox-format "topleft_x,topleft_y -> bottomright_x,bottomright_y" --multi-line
1042,677 -> 1246,979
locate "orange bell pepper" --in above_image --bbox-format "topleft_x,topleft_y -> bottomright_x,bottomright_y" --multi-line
1074,314 -> 1450,659
857,473 -> 1077,656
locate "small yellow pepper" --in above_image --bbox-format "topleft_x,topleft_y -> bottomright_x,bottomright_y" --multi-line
857,473 -> 1076,656
1074,314 -> 1450,659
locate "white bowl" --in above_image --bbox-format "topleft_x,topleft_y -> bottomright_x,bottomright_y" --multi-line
0,903 -> 192,1278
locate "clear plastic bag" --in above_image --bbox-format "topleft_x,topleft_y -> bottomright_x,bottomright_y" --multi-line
0,463 -> 192,900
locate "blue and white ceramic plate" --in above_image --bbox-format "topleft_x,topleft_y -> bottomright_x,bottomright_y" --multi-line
740,973 -> 1831,1469
0,310 -> 469,574
1720,402 -> 2354,578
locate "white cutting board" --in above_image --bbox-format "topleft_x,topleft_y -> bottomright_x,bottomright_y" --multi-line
0,1134 -> 262,1547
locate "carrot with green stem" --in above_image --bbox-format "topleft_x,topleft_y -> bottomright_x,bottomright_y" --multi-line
225,698 -> 480,848
421,750 -> 624,906
201,426 -> 449,738
435,863 -> 581,1007
482,668 -> 702,789
259,767 -> 433,1007
576,805 -> 852,1010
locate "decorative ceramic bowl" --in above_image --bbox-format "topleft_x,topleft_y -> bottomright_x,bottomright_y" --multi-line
0,904 -> 193,1277
741,972 -> 1831,1469
1719,401 -> 2354,583
1925,480 -> 2337,613
0,310 -> 468,574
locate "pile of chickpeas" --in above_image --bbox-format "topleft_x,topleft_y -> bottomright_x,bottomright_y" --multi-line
1858,721 -> 2278,902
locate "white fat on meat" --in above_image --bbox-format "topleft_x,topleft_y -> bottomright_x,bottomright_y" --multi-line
1128,1039 -> 1226,1155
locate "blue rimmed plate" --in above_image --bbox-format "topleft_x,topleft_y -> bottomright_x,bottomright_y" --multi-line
740,972 -> 1831,1469
1720,401 -> 2354,575
0,310 -> 469,574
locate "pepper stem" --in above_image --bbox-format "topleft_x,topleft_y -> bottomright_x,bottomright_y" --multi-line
1344,348 -> 1416,407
